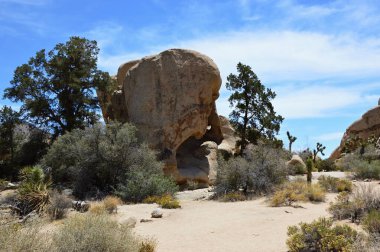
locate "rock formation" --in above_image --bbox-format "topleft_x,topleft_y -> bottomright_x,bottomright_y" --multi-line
97,49 -> 224,184
286,155 -> 306,174
330,102 -> 380,159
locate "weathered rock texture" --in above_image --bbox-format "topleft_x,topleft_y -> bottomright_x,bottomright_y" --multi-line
330,103 -> 380,159
97,49 -> 223,184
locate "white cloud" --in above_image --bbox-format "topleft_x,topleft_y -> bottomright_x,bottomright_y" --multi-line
312,132 -> 344,142
0,0 -> 48,5
91,25 -> 380,119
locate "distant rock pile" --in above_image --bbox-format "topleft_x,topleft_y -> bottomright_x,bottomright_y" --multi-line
330,101 -> 380,159
97,49 -> 228,185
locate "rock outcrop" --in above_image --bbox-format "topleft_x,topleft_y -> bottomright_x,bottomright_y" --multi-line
218,116 -> 239,157
330,102 -> 380,159
97,49 -> 223,184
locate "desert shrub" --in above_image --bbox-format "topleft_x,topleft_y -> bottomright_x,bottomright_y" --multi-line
317,175 -> 352,192
352,184 -> 380,211
287,217 -> 358,252
17,166 -> 51,215
215,142 -> 287,197
46,191 -> 72,220
339,149 -> 380,179
270,180 -> 325,207
288,163 -> 306,175
116,168 -> 178,203
139,239 -> 157,252
220,192 -> 246,202
354,160 -> 380,180
0,121 -> 48,180
0,222 -> 50,251
0,178 -> 7,190
143,194 -> 181,209
328,191 -> 361,221
363,210 -> 380,235
315,159 -> 337,172
89,202 -> 107,215
297,149 -> 313,164
51,214 -> 143,252
336,179 -> 353,192
42,122 -> 178,201
329,184 -> 380,222
352,234 -> 380,252
103,196 -> 122,214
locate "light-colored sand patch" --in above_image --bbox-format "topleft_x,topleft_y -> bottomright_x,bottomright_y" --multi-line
117,193 -> 337,252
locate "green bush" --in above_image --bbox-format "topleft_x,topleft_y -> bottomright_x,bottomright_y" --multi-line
315,159 -> 337,172
270,180 -> 325,207
317,175 -> 352,192
51,214 -> 143,252
354,160 -> 380,180
288,163 -> 306,175
215,142 -> 287,197
42,122 -> 178,201
287,218 -> 358,252
363,210 -> 380,235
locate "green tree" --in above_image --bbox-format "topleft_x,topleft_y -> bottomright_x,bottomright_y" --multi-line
286,131 -> 297,153
4,37 -> 113,138
226,62 -> 284,153
0,106 -> 22,164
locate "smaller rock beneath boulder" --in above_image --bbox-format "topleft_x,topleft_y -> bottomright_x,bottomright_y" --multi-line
124,217 -> 137,228
72,201 -> 90,212
140,218 -> 153,223
286,155 -> 306,174
151,208 -> 163,218
62,189 -> 73,196
5,182 -> 18,190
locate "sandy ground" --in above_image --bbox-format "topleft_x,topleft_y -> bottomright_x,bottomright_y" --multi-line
2,172 -> 377,252
117,192 -> 336,252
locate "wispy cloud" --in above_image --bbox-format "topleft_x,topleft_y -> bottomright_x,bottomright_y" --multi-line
0,0 -> 50,36
312,132 -> 344,142
0,0 -> 48,5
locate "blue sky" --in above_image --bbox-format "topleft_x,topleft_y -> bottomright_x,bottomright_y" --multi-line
1,0 -> 380,156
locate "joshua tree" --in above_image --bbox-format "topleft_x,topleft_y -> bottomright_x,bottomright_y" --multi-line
313,142 -> 326,163
306,157 -> 313,183
286,131 -> 297,153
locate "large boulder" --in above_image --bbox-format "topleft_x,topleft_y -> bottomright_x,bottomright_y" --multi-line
331,102 -> 380,159
97,49 -> 223,184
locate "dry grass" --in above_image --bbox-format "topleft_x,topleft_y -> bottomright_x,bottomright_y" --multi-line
89,202 -> 107,215
219,192 -> 246,202
0,221 -> 50,251
317,175 -> 352,193
51,214 -> 147,252
270,180 -> 326,207
143,194 -> 181,209
46,191 -> 72,220
103,196 -> 122,214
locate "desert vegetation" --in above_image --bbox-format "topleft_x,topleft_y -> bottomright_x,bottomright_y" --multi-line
0,33 -> 379,252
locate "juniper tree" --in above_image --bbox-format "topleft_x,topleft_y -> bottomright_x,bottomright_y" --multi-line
4,37 -> 113,138
226,62 -> 284,154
